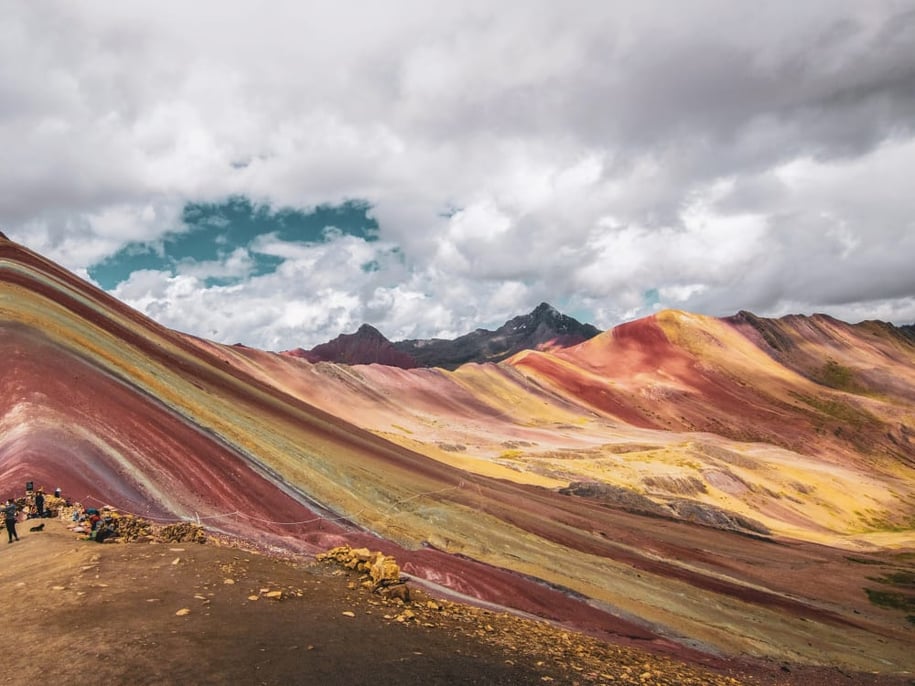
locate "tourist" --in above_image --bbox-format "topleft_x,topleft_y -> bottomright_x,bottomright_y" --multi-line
4,499 -> 19,543
35,490 -> 45,518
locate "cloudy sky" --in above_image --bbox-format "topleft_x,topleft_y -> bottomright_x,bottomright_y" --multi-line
3,1 -> 914,351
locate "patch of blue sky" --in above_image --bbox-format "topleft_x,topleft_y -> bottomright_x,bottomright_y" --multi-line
643,288 -> 661,308
553,296 -> 597,328
89,196 -> 378,289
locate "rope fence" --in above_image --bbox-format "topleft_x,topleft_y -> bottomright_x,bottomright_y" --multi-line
78,479 -> 468,531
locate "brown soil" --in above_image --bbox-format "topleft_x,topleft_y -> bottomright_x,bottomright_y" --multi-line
1,520 -> 909,686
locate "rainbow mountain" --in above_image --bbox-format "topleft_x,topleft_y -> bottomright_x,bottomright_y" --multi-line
1,232 -> 914,675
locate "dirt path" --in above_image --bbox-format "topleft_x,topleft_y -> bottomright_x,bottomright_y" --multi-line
0,520 -> 907,686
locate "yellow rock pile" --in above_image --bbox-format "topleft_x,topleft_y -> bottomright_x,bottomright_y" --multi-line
317,545 -> 409,601
41,494 -> 67,517
108,513 -> 156,541
56,503 -> 206,544
158,521 -> 207,544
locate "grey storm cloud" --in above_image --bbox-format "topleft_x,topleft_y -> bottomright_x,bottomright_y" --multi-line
1,0 -> 914,349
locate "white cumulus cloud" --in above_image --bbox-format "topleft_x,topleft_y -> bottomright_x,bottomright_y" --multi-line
2,0 -> 914,349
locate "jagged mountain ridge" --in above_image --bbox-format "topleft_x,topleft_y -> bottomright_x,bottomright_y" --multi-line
286,323 -> 418,368
2,233 -> 915,674
284,302 -> 601,369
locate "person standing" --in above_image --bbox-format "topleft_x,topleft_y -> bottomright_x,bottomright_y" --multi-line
35,491 -> 45,519
4,500 -> 19,543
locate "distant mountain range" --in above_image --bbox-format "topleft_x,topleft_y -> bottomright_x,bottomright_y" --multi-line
283,302 -> 601,369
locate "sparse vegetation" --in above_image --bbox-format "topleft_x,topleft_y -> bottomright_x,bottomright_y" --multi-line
815,358 -> 860,392
601,443 -> 658,454
436,442 -> 467,452
864,588 -> 915,613
857,508 -> 911,532
864,565 -> 915,627
788,390 -> 878,429
846,556 -> 884,565
500,440 -> 534,449
868,570 -> 915,588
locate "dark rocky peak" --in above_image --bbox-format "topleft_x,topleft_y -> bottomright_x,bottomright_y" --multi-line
510,302 -> 599,336
532,301 -> 559,317
393,303 -> 601,369
294,323 -> 417,368
353,323 -> 387,341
